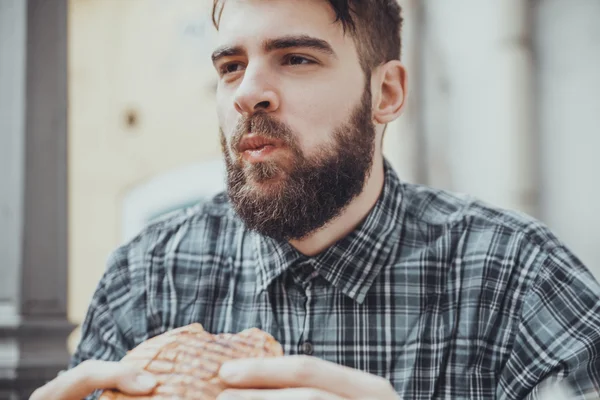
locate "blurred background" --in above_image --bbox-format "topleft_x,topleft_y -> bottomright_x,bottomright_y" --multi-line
1,0 -> 599,398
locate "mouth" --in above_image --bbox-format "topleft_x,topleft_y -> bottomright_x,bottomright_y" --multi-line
237,134 -> 284,162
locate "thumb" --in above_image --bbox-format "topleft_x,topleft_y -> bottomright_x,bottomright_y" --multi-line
30,360 -> 157,400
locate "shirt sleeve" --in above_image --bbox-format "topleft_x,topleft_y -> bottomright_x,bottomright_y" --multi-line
68,246 -> 134,399
497,245 -> 600,400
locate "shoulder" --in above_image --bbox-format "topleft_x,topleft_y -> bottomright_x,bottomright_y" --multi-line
396,182 -> 596,300
400,182 -> 564,255
96,192 -> 246,340
102,191 -> 243,287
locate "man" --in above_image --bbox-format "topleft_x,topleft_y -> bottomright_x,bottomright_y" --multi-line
31,0 -> 600,399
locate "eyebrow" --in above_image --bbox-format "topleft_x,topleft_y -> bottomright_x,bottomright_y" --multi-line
211,35 -> 336,64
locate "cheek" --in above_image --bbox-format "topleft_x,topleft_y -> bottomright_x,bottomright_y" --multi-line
283,86 -> 361,153
289,114 -> 334,154
216,99 -> 239,141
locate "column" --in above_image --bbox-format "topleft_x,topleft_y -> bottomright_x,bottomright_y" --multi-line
0,0 -> 75,398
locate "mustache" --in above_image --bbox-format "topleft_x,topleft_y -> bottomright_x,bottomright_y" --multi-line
231,113 -> 295,153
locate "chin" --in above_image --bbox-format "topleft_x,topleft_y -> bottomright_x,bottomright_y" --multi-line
243,160 -> 290,181
247,173 -> 286,192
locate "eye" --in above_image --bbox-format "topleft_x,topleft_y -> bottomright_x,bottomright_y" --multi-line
284,55 -> 316,66
219,62 -> 245,76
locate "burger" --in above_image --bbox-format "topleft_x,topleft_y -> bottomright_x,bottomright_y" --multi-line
98,323 -> 283,399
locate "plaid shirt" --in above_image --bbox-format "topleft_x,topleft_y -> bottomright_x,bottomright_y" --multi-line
71,160 -> 600,399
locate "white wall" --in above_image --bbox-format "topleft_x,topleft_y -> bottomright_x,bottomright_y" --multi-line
535,0 -> 600,274
418,0 -> 599,276
420,0 -> 537,215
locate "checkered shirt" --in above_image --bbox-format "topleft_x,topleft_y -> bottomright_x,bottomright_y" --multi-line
71,160 -> 600,399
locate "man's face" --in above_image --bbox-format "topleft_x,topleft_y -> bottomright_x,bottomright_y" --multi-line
213,0 -> 377,241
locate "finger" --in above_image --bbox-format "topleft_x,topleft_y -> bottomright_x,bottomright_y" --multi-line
29,360 -> 157,400
217,388 -> 348,400
218,355 -> 395,399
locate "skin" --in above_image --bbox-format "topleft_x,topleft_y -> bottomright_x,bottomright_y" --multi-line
216,356 -> 399,400
29,1 -> 407,399
28,360 -> 158,400
215,0 -> 407,256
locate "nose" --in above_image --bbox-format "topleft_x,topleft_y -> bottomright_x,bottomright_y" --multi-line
233,67 -> 280,117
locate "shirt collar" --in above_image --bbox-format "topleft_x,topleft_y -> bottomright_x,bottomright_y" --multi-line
253,158 -> 404,303
254,232 -> 303,292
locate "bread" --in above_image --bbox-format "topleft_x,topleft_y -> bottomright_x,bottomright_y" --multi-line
98,323 -> 283,400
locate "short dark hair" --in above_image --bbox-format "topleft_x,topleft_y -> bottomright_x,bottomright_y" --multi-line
211,0 -> 403,73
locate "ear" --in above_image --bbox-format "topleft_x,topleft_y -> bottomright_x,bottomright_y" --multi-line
372,61 -> 407,125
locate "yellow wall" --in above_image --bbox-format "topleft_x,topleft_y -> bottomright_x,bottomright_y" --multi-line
68,0 -> 220,329
67,0 -> 413,351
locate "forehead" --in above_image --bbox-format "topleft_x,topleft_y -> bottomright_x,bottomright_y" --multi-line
216,0 -> 354,53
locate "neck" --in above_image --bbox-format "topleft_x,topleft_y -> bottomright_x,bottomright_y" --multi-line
289,155 -> 385,257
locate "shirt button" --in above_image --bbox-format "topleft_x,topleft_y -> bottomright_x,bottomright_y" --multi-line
300,341 -> 314,355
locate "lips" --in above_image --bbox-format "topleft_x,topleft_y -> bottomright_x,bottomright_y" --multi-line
237,135 -> 282,153
236,134 -> 285,164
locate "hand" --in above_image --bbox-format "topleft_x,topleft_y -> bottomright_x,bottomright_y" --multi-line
216,355 -> 399,400
29,360 -> 157,400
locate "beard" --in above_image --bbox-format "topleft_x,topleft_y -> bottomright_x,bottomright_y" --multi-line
220,84 -> 377,241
